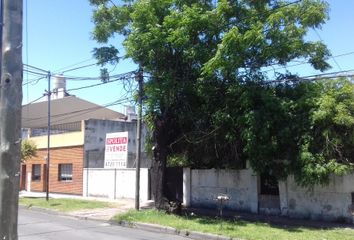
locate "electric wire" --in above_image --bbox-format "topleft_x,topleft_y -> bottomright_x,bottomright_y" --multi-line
24,95 -> 46,105
264,69 -> 354,85
53,57 -> 94,73
261,51 -> 354,74
22,76 -> 47,86
313,28 -> 342,71
23,96 -> 133,123
57,56 -> 123,74
23,64 -> 48,73
50,98 -> 132,125
22,69 -> 48,76
65,71 -> 136,92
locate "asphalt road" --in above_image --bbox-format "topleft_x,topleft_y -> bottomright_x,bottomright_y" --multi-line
19,208 -> 190,240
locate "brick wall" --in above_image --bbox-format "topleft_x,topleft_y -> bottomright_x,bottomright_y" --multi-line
22,145 -> 84,195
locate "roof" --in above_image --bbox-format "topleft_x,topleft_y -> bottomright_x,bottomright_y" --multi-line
22,96 -> 125,128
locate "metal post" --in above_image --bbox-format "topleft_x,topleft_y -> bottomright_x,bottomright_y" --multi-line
135,67 -> 143,210
46,72 -> 51,201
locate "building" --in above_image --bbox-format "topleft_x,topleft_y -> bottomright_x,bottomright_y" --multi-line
21,77 -> 148,196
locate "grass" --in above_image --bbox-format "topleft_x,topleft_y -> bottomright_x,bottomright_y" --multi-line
113,209 -> 354,240
19,197 -> 114,212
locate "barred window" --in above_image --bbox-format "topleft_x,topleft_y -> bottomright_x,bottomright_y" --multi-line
58,164 -> 73,181
32,164 -> 41,181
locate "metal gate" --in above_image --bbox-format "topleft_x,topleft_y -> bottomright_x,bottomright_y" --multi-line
164,167 -> 183,202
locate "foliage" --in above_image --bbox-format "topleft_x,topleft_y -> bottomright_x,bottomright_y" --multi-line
114,209 -> 354,240
239,78 -> 354,185
89,0 -> 341,192
295,78 -> 354,185
21,140 -> 37,163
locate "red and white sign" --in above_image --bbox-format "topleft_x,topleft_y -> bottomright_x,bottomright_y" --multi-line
104,132 -> 128,168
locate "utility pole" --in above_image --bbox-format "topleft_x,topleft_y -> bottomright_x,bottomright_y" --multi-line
45,72 -> 51,201
135,67 -> 143,210
0,0 -> 23,239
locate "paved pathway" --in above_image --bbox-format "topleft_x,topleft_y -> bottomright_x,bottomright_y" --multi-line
19,191 -> 147,221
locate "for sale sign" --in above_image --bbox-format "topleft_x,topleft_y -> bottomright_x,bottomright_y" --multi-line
104,132 -> 128,168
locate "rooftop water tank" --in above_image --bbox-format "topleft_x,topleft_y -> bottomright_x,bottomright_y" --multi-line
51,75 -> 67,100
53,75 -> 66,90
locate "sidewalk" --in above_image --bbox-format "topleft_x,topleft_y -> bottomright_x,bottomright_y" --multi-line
19,190 -> 154,220
184,207 -> 354,230
19,191 -> 354,240
20,191 -> 354,229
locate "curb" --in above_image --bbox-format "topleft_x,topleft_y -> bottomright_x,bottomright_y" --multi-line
19,205 -> 64,216
111,220 -> 241,240
20,205 -> 240,240
19,205 -> 109,223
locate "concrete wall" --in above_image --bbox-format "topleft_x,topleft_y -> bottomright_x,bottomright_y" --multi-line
82,168 -> 149,201
185,168 -> 259,213
279,173 -> 354,222
185,168 -> 354,223
83,119 -> 150,168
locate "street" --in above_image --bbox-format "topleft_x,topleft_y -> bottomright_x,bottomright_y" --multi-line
19,208 -> 189,240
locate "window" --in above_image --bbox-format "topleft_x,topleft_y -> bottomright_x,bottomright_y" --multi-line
58,164 -> 73,181
32,164 -> 41,181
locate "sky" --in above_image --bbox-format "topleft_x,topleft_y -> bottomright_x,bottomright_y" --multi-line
23,0 -> 354,113
23,0 -> 137,113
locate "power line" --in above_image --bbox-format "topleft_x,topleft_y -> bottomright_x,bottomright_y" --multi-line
61,72 -> 132,81
53,57 -> 94,73
265,69 -> 354,85
52,46 -> 126,73
301,69 -> 354,80
23,97 -> 132,123
261,50 -> 354,74
22,76 -> 46,86
66,70 -> 136,92
22,68 -> 48,76
50,98 -> 131,125
313,28 -> 342,71
23,63 -> 48,73
24,95 -> 46,105
57,56 -> 123,74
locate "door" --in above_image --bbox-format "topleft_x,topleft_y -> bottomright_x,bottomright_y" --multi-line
258,173 -> 281,215
164,167 -> 183,202
20,165 -> 27,190
42,164 -> 47,192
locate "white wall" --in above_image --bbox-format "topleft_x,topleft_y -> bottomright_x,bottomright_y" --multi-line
279,173 -> 354,222
84,119 -> 150,168
185,168 -> 354,222
83,168 -> 149,201
184,168 -> 258,213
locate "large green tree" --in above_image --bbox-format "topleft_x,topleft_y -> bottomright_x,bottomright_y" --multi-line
89,0 -> 331,208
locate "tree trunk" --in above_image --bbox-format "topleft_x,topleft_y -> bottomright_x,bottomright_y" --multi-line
0,1 -> 23,239
151,117 -> 168,210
